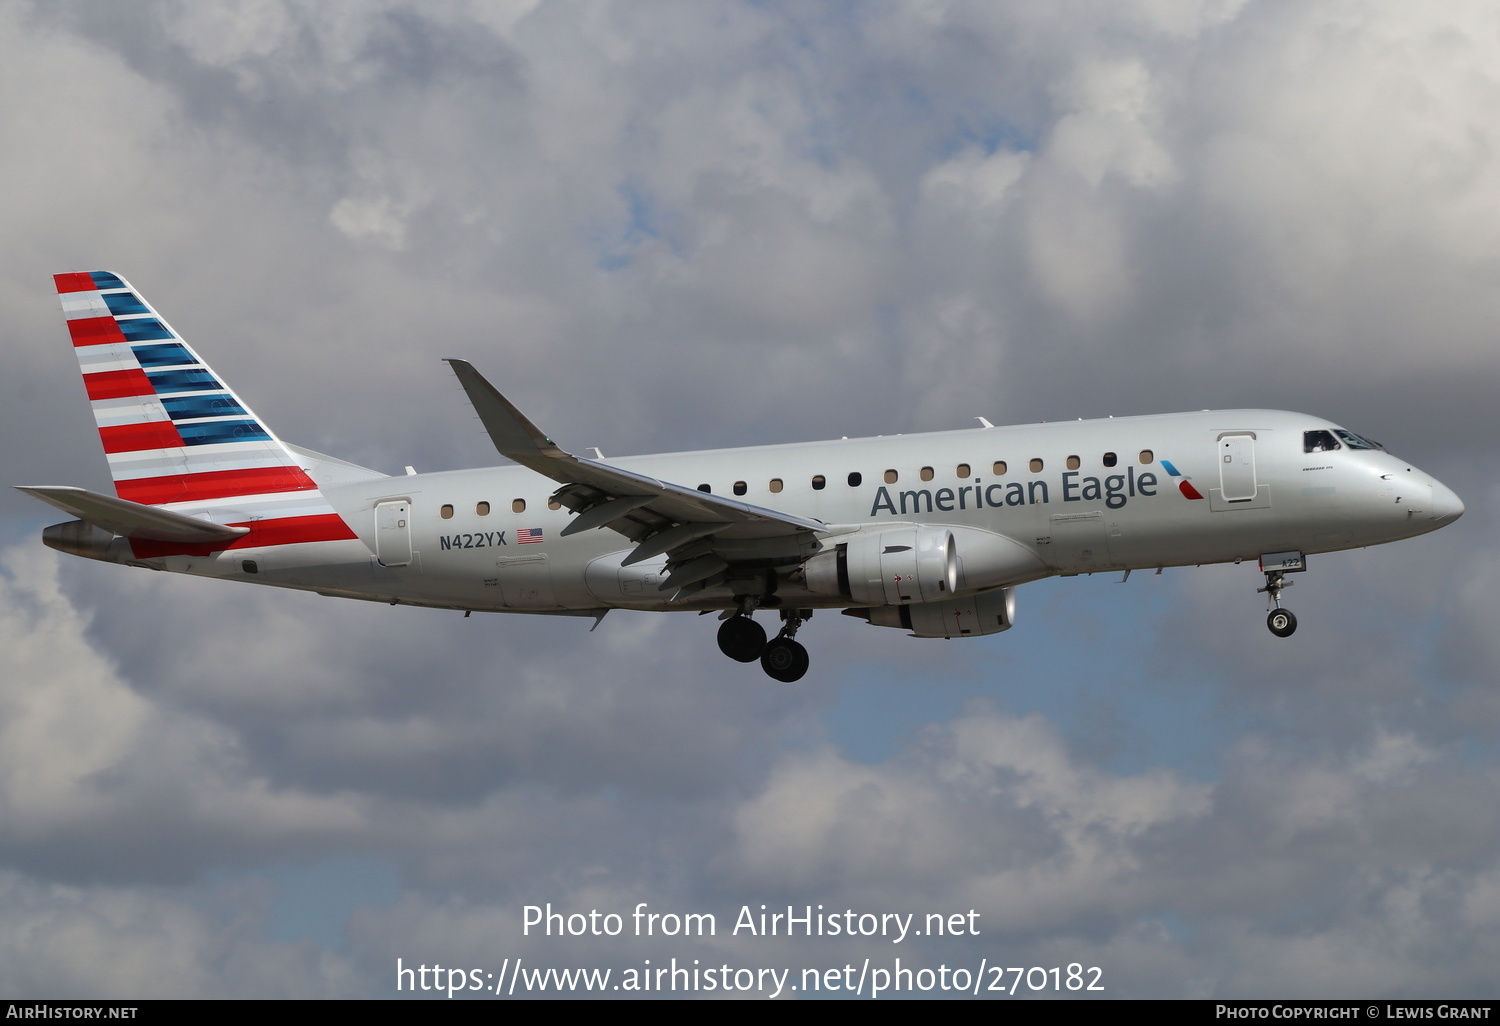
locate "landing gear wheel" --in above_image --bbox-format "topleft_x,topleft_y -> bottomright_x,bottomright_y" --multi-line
717,616 -> 767,663
1258,565 -> 1302,638
760,637 -> 810,683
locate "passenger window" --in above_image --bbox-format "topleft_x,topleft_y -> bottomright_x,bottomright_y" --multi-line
547,499 -> 561,510
1102,452 -> 1117,467
1304,430 -> 1341,453
920,467 -> 934,482
1029,458 -> 1043,473
812,475 -> 826,491
476,501 -> 490,516
992,461 -> 1007,476
697,484 -> 711,493
440,504 -> 454,519
769,478 -> 783,493
884,469 -> 898,484
512,499 -> 526,513
733,481 -> 747,496
1066,455 -> 1080,470
847,472 -> 862,487
1139,449 -> 1154,464
956,463 -> 971,478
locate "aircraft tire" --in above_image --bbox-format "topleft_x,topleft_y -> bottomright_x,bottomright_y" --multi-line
718,616 -> 767,662
761,638 -> 810,683
1267,609 -> 1298,638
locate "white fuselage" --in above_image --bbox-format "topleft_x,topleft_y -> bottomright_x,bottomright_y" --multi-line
139,409 -> 1460,617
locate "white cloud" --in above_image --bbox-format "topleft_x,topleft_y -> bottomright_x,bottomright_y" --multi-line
0,870 -> 359,997
727,705 -> 1210,911
0,547 -> 371,873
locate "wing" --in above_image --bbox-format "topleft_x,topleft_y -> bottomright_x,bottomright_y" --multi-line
446,360 -> 828,597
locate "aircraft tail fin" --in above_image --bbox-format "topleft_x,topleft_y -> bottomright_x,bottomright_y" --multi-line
51,271 -> 359,555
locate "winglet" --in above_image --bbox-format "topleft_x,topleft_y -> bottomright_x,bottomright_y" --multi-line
445,359 -> 570,476
442,359 -> 829,544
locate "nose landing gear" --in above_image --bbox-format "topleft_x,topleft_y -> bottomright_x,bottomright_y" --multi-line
1258,568 -> 1298,638
1266,605 -> 1298,638
1256,551 -> 1306,638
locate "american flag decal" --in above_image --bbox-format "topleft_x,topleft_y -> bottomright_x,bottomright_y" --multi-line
516,528 -> 544,544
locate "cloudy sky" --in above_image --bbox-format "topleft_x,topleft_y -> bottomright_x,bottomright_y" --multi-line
1,0 -> 1497,999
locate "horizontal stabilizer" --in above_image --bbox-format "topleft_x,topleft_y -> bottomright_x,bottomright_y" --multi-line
16,485 -> 250,543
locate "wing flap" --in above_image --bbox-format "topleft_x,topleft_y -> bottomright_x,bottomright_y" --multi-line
558,494 -> 655,537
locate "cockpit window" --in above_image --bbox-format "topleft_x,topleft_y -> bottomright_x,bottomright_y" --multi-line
1335,429 -> 1381,450
1304,430 -> 1341,453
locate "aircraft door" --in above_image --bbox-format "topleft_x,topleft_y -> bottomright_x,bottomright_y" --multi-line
1219,434 -> 1258,502
375,500 -> 412,567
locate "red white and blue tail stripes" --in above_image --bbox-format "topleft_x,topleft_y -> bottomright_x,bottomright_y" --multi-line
56,271 -> 357,555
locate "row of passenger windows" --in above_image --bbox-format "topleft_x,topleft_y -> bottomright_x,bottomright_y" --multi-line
708,450 -> 1156,495
439,498 -> 562,519
436,449 -> 1160,514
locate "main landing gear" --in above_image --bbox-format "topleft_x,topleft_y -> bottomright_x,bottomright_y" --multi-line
716,609 -> 811,682
1258,569 -> 1298,638
717,615 -> 766,662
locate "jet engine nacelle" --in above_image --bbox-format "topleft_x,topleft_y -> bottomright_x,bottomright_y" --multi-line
804,524 -> 1047,606
848,587 -> 1016,638
804,525 -> 957,606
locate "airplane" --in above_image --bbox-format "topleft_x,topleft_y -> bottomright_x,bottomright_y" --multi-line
20,271 -> 1464,682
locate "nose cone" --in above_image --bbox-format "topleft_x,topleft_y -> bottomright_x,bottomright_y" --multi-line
1430,479 -> 1464,527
